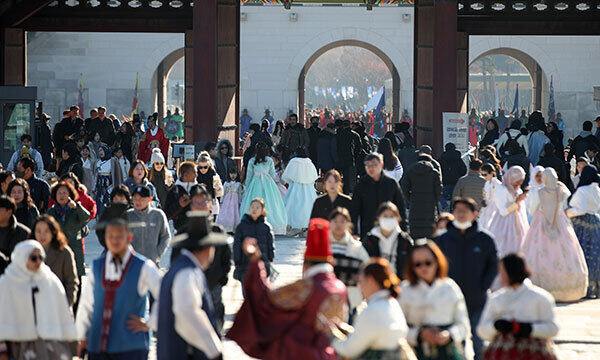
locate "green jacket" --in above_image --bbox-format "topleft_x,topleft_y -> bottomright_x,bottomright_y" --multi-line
48,202 -> 90,276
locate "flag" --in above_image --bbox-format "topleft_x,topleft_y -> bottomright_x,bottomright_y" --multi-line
367,86 -> 373,99
77,74 -> 84,116
364,86 -> 385,119
131,73 -> 139,116
494,84 -> 499,116
321,88 -> 327,97
314,86 -> 319,96
548,75 -> 556,123
510,84 -> 519,115
348,86 -> 354,98
341,86 -> 347,100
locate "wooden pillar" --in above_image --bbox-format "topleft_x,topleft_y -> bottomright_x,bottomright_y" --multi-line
534,63 -> 542,111
0,28 -> 26,86
191,0 -> 239,149
156,61 -> 166,122
456,32 -> 469,113
184,30 -> 194,144
414,0 -> 459,156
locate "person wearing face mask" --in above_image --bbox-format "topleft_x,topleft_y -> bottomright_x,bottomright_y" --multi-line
363,202 -> 413,279
0,240 -> 77,360
435,197 -> 498,360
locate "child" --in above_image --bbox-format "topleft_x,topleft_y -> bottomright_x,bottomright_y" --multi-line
80,144 -> 96,194
95,144 -> 115,215
233,198 -> 274,284
217,167 -> 243,232
272,154 -> 287,200
114,147 -> 130,186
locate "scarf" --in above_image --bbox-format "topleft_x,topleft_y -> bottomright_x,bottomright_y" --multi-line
197,168 -> 216,197
175,179 -> 197,194
528,165 -> 545,191
53,203 -> 69,221
538,168 -> 569,239
0,241 -> 77,341
502,166 -> 526,199
578,165 -> 600,188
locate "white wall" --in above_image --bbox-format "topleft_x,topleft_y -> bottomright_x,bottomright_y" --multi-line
240,5 -> 415,122
27,32 -> 184,126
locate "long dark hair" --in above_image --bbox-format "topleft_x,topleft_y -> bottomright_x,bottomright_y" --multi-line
378,138 -> 399,171
486,119 -> 499,133
254,142 -> 270,164
7,178 -> 34,208
33,215 -> 68,250
273,120 -> 285,137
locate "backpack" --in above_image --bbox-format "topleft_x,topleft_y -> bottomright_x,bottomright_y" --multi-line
501,132 -> 525,155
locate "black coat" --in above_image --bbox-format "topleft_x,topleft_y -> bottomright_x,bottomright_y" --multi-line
363,230 -> 413,278
204,224 -> 232,289
307,125 -> 321,165
233,214 -> 274,281
165,184 -> 192,233
0,215 -> 31,257
310,193 -> 352,220
56,157 -> 84,183
0,251 -> 7,275
568,133 -> 600,161
336,127 -> 362,168
397,147 -> 418,171
439,149 -> 467,185
214,139 -> 237,183
14,204 -> 39,230
53,117 -> 84,154
480,130 -> 499,147
26,175 -> 50,212
401,157 -> 442,239
351,172 -> 407,238
38,121 -> 53,168
434,221 -> 498,312
547,130 -> 564,156
538,154 -> 569,186
316,130 -> 338,172
95,118 -> 116,147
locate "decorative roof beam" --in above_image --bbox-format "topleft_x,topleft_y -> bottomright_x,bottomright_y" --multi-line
0,0 -> 54,27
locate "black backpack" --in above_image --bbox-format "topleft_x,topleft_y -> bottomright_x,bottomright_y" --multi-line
501,132 -> 525,155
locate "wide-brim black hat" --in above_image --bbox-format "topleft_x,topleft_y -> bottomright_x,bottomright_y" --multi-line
172,211 -> 229,249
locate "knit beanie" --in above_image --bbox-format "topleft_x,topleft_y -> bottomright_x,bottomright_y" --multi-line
151,148 -> 165,164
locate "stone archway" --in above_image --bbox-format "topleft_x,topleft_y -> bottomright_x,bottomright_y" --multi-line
469,47 -> 549,113
151,47 -> 184,119
298,40 -> 401,123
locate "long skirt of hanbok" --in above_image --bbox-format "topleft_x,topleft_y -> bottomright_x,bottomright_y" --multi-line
360,341 -> 417,360
284,182 -> 317,229
217,190 -> 240,232
9,339 -> 72,360
521,211 -> 588,302
571,213 -> 600,293
240,174 -> 287,235
95,174 -> 112,216
478,203 -> 498,231
488,206 -> 529,257
483,334 -> 558,360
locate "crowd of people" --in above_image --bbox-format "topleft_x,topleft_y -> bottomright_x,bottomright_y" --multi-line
0,100 -> 598,360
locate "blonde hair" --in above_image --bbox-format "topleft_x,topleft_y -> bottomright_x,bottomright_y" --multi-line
197,151 -> 213,168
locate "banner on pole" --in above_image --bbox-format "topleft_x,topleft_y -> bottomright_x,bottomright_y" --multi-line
443,112 -> 469,154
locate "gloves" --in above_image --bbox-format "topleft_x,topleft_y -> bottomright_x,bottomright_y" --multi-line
515,322 -> 533,338
494,319 -> 512,334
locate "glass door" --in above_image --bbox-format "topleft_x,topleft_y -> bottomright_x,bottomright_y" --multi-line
0,102 -> 34,166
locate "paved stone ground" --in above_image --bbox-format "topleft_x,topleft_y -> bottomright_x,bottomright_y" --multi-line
83,220 -> 600,359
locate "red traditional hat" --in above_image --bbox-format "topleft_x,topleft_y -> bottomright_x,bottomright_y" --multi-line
304,218 -> 333,263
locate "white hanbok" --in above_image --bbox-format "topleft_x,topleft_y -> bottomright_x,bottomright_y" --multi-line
282,157 -> 318,229
487,185 -> 529,257
478,178 -> 501,231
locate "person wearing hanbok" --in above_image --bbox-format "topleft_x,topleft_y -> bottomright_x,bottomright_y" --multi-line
330,258 -> 416,360
521,168 -> 588,302
94,144 -> 116,215
240,142 -> 288,235
0,240 -> 77,360
487,166 -> 529,257
567,165 -> 600,298
477,254 -> 559,360
282,148 -> 318,231
272,155 -> 288,199
525,166 -> 545,220
478,164 -> 501,231
217,168 -> 243,232
399,239 -> 474,360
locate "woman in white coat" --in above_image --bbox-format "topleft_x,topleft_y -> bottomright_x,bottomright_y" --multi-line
477,253 -> 559,360
330,258 -> 415,360
282,147 -> 318,232
399,239 -> 474,360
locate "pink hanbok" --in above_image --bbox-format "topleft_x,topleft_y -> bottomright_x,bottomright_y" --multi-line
217,181 -> 242,232
488,166 -> 529,257
273,169 -> 287,199
522,168 -> 588,302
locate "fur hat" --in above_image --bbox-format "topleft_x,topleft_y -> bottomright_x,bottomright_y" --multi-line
150,148 -> 165,164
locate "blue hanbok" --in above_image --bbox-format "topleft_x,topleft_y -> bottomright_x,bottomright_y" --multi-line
240,156 -> 287,234
282,157 -> 318,229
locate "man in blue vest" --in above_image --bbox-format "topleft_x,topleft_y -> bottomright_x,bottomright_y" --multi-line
157,212 -> 227,360
75,202 -> 162,360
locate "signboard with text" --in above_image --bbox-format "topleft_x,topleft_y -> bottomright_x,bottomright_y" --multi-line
442,112 -> 469,154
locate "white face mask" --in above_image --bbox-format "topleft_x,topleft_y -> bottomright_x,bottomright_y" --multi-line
379,217 -> 398,232
452,220 -> 473,230
436,228 -> 447,236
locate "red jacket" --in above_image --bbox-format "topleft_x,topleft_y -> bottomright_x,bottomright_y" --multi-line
227,260 -> 347,360
138,127 -> 169,163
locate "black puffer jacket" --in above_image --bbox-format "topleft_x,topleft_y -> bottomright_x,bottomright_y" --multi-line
204,224 -> 232,289
439,146 -> 467,186
336,127 -> 362,168
214,139 -> 237,183
0,215 -> 31,258
351,172 -> 407,238
233,214 -> 274,281
401,155 -> 442,239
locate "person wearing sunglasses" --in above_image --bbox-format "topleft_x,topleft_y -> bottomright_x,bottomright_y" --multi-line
148,148 -> 170,210
196,151 -> 223,222
399,239 -> 474,360
0,240 -> 77,360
